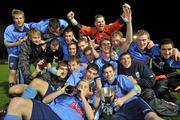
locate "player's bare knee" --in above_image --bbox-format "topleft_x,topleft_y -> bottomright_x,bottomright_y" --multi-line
9,86 -> 15,94
9,85 -> 27,95
30,78 -> 44,88
9,97 -> 24,109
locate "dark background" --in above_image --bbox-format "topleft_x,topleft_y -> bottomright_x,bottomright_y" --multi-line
0,0 -> 179,60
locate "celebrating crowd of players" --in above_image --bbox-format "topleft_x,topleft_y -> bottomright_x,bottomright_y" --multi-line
3,3 -> 180,120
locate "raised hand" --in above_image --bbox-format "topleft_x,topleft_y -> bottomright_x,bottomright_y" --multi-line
67,11 -> 78,26
121,3 -> 131,23
67,11 -> 75,20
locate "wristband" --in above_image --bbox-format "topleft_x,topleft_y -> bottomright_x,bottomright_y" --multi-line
71,18 -> 78,26
121,15 -> 128,23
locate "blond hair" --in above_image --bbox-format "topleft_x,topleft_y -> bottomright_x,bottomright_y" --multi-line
94,14 -> 105,22
136,29 -> 150,39
78,37 -> 88,44
111,31 -> 123,39
12,9 -> 24,18
28,28 -> 41,38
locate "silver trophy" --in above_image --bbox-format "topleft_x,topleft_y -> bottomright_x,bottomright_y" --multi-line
101,87 -> 115,119
101,87 -> 115,103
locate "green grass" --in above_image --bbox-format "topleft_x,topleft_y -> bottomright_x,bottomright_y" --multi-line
0,64 -> 180,119
0,64 -> 34,112
0,64 -> 9,111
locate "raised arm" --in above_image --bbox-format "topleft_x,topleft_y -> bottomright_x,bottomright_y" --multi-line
121,4 -> 133,52
67,11 -> 81,28
79,89 -> 94,120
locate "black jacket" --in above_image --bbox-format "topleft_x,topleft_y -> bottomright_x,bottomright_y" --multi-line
18,40 -> 45,84
118,61 -> 155,89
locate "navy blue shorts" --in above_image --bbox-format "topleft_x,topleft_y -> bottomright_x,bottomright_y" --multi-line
8,55 -> 18,70
43,83 -> 54,98
31,99 -> 61,120
112,98 -> 153,120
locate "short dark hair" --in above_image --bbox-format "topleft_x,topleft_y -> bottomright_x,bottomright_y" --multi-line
100,39 -> 111,47
50,38 -> 60,46
49,18 -> 60,30
87,63 -> 99,73
63,27 -> 74,35
83,46 -> 92,55
119,52 -> 132,60
159,38 -> 174,48
102,63 -> 114,74
57,60 -> 68,69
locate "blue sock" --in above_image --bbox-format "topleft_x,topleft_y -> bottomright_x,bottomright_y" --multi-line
4,114 -> 22,120
22,86 -> 37,99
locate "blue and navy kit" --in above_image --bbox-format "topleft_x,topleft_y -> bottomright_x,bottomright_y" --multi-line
152,56 -> 180,75
128,42 -> 159,65
101,74 -> 140,104
49,94 -> 85,120
95,56 -> 118,76
31,19 -> 68,34
4,23 -> 31,56
66,66 -> 86,86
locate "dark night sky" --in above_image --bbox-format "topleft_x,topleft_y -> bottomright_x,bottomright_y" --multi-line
0,0 -> 179,58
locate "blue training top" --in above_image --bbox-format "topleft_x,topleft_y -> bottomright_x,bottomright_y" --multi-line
101,74 -> 140,104
4,23 -> 31,56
